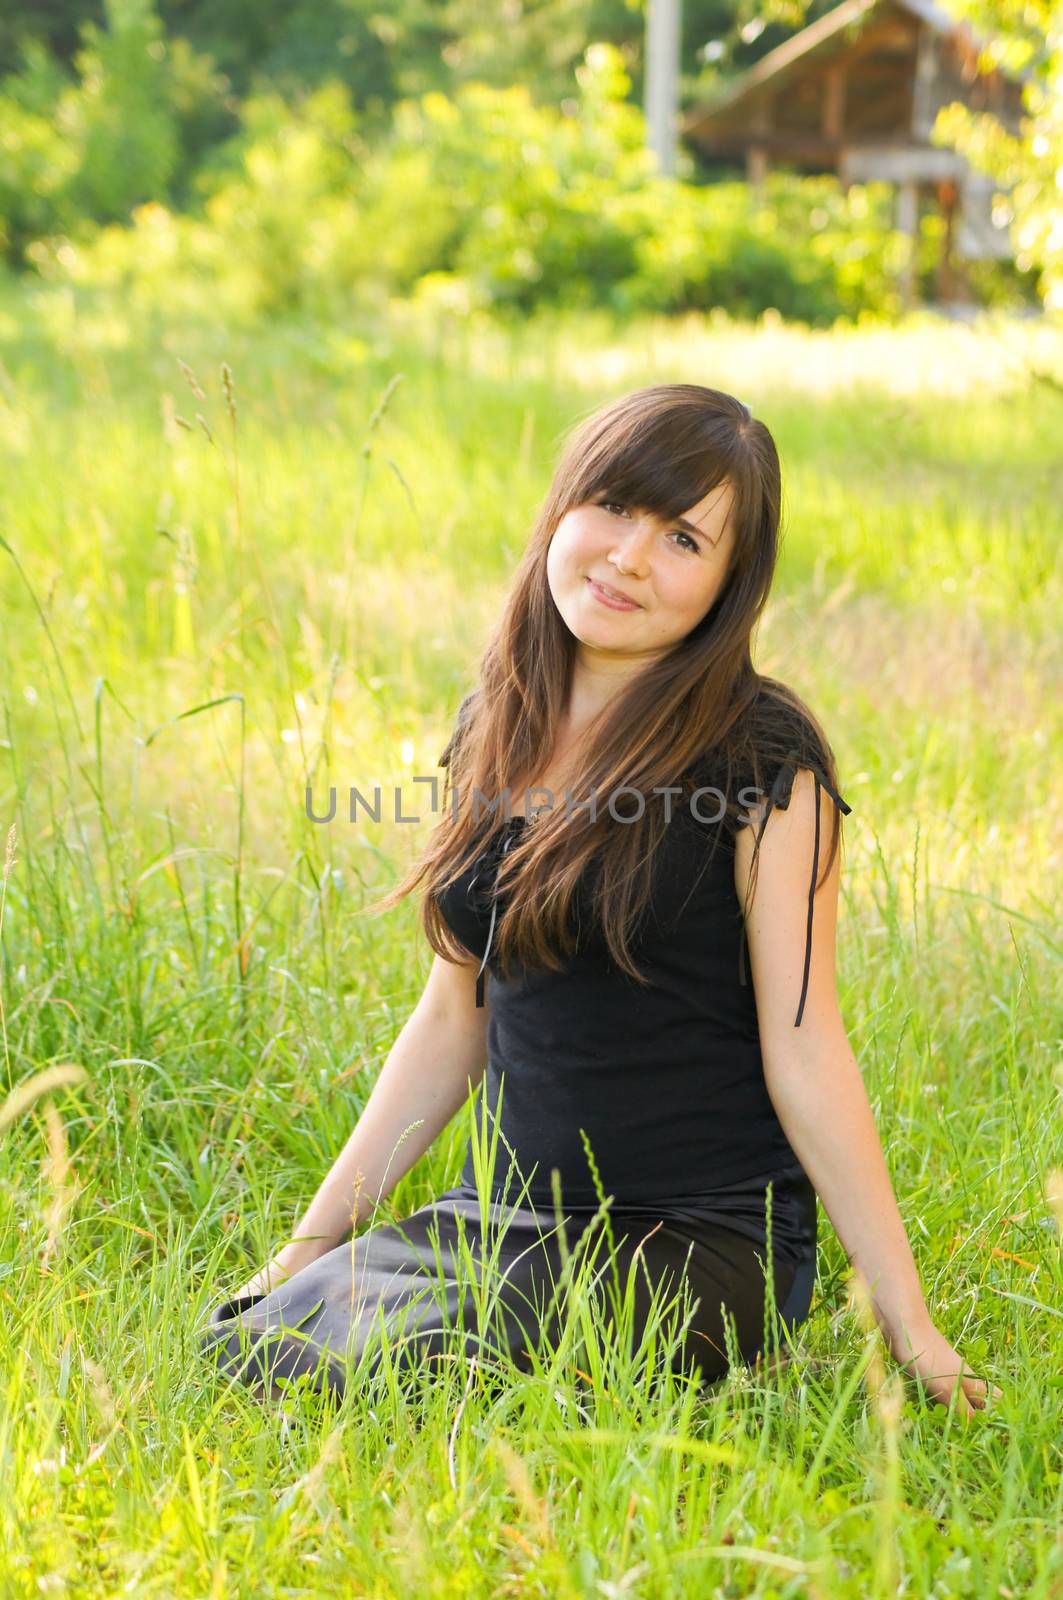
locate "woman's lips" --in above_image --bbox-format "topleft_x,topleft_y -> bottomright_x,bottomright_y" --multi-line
586,577 -> 642,611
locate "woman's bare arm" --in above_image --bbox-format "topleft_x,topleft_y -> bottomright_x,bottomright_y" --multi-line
734,774 -> 929,1339
236,954 -> 489,1293
735,773 -> 1000,1415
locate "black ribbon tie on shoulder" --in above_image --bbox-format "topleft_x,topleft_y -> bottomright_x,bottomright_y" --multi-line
737,749 -> 853,1027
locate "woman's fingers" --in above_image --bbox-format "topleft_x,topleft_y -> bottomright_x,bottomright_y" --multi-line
946,1368 -> 1002,1418
232,1260 -> 290,1300
894,1326 -> 1002,1417
964,1372 -> 1003,1409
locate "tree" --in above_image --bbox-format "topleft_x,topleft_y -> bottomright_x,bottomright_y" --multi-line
57,0 -> 180,223
934,0 -> 1061,307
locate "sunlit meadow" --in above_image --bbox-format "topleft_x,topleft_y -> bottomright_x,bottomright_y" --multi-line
1,276 -> 1061,1595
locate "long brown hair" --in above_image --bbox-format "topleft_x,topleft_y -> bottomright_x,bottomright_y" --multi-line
366,383 -> 845,989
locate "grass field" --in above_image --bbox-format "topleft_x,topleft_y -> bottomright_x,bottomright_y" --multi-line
1,278 -> 1062,1595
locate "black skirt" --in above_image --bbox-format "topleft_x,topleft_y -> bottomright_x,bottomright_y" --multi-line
198,1166 -> 817,1402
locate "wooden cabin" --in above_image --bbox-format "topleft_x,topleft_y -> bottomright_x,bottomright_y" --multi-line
680,0 -> 1029,300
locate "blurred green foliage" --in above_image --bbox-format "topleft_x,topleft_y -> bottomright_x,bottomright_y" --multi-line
0,0 -> 844,113
16,46 -> 978,326
0,0 -> 230,261
0,0 -> 1045,317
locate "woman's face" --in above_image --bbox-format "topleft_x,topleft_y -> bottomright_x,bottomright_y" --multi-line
546,481 -> 737,662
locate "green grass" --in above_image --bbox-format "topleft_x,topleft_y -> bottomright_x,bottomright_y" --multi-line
1,278 -> 1062,1595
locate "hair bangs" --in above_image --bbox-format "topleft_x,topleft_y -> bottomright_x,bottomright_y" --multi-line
560,392 -> 757,542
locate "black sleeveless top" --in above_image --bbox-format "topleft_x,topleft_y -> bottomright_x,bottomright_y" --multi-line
433,721 -> 851,1264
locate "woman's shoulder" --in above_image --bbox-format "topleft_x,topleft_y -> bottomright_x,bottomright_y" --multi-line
693,680 -> 846,830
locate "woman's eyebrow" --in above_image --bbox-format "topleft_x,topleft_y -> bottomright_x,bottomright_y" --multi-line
624,502 -> 721,546
674,512 -> 722,546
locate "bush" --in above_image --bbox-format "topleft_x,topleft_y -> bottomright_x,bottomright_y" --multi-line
27,81 -> 371,320
0,43 -> 80,263
0,0 -> 229,268
22,41 -> 925,324
55,0 -> 180,226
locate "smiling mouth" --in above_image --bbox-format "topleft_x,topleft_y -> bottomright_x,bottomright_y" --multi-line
587,577 -> 643,608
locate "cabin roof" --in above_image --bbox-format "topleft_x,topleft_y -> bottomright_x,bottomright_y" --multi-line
681,0 -> 1029,132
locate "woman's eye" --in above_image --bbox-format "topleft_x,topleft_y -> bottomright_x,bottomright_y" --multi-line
602,501 -> 697,552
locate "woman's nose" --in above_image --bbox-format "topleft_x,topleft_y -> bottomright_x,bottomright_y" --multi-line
610,519 -> 655,576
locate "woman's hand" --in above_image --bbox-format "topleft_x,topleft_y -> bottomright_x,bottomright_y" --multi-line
226,1257 -> 294,1304
229,1234 -> 343,1304
885,1315 -> 1002,1418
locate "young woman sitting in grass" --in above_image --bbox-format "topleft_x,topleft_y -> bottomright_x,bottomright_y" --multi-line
200,382 -> 1000,1418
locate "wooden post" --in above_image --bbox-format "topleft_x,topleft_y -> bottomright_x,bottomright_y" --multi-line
822,62 -> 846,142
747,146 -> 769,190
747,95 -> 773,193
934,178 -> 960,301
895,178 -> 919,307
911,20 -> 937,139
838,146 -> 851,192
645,0 -> 682,176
